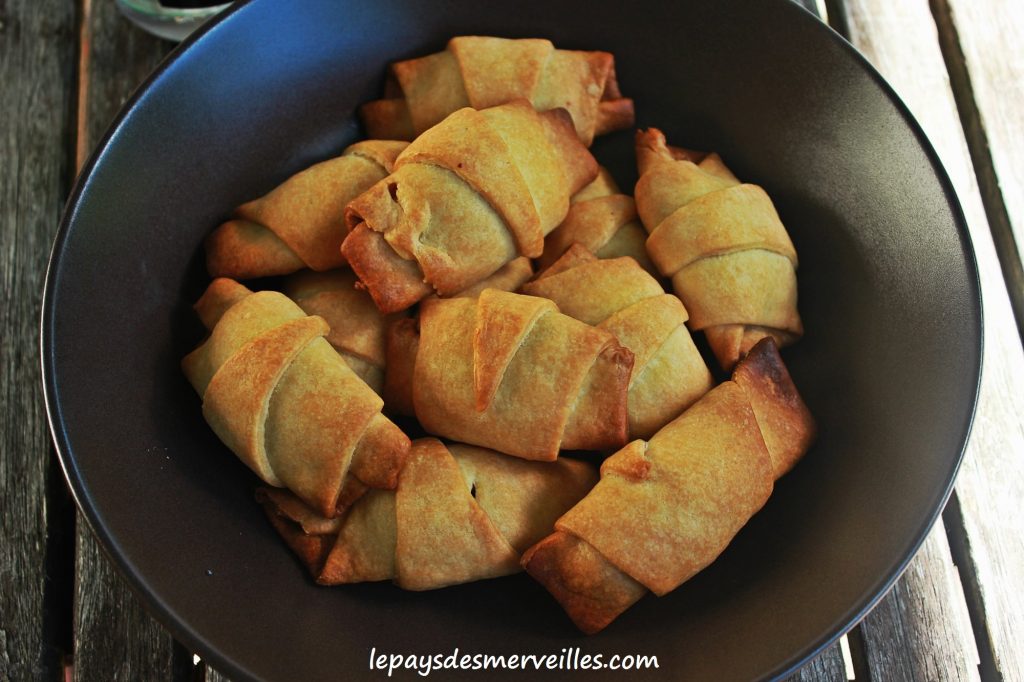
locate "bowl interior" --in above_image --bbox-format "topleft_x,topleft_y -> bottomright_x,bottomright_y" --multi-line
44,0 -> 980,680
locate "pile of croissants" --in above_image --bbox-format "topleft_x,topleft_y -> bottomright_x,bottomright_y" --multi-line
182,36 -> 815,635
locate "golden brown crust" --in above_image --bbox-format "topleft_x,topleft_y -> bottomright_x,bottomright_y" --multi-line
205,140 -> 407,279
342,101 -> 596,314
204,219 -> 304,280
319,488 -> 397,585
634,128 -> 802,369
524,248 -> 712,439
472,291 -> 558,411
541,167 -> 655,274
731,338 -> 816,479
381,316 -> 419,418
536,108 -> 602,198
394,439 -> 520,590
703,324 -> 800,377
339,223 -> 434,314
348,414 -> 411,491
283,268 -> 402,393
560,342 -> 635,451
360,97 -> 415,140
537,241 -> 598,278
521,531 -> 646,635
523,342 -> 814,633
358,36 -> 634,145
259,439 -> 596,591
559,384 -> 774,596
181,280 -> 410,517
193,277 -> 254,331
450,444 -> 598,553
412,290 -> 632,460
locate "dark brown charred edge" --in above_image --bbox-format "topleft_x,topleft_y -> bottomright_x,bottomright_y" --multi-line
730,337 -> 816,479
340,223 -> 434,314
382,316 -> 420,418
561,343 -> 634,452
255,488 -> 334,580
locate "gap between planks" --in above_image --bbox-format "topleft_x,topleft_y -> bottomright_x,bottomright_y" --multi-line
930,0 -> 1024,345
841,0 -> 1024,680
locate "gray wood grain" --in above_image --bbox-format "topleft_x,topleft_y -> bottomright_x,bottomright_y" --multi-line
73,517 -> 186,682
842,0 -> 1024,678
0,0 -> 78,679
204,663 -> 232,682
860,520 -> 979,681
936,0 -> 1024,342
784,642 -> 849,682
71,2 -> 180,681
931,3 -> 1024,677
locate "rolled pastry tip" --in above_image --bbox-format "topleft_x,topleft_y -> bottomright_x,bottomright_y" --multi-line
380,258 -> 534,417
342,100 -> 597,314
257,438 -> 598,590
522,338 -> 815,633
283,268 -> 404,395
523,244 -> 713,439
539,168 -> 657,275
359,36 -> 635,146
634,128 -> 803,370
205,140 -> 407,279
181,277 -> 410,517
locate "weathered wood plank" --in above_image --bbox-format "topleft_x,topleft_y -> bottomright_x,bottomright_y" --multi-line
71,1 -> 181,680
784,643 -> 849,682
204,663 -> 232,682
0,0 -> 79,679
935,0 -> 1024,339
842,0 -> 1024,680
928,4 -> 1024,674
73,517 -> 189,681
859,519 -> 979,681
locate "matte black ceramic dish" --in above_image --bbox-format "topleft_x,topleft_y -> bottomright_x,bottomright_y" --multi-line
42,0 -> 981,680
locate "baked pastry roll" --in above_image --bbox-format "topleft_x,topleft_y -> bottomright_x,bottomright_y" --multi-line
205,140 -> 407,279
181,278 -> 410,517
538,168 -> 656,275
258,438 -> 598,590
342,100 -> 598,314
378,259 -> 533,417
385,289 -> 633,461
283,268 -> 400,394
522,245 -> 713,438
634,129 -> 803,369
522,338 -> 815,633
359,36 -> 635,146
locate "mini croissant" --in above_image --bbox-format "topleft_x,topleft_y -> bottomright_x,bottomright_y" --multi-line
386,289 -> 634,461
342,100 -> 598,314
522,245 -> 713,438
538,168 -> 656,275
359,36 -> 635,146
258,438 -> 597,590
282,268 -> 401,394
522,338 -> 815,633
634,129 -> 803,369
205,140 -> 407,279
181,278 -> 410,517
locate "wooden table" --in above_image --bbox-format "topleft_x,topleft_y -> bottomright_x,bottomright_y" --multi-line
3,1 -> 1022,680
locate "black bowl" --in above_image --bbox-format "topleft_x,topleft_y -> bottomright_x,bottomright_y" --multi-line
42,0 -> 981,680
